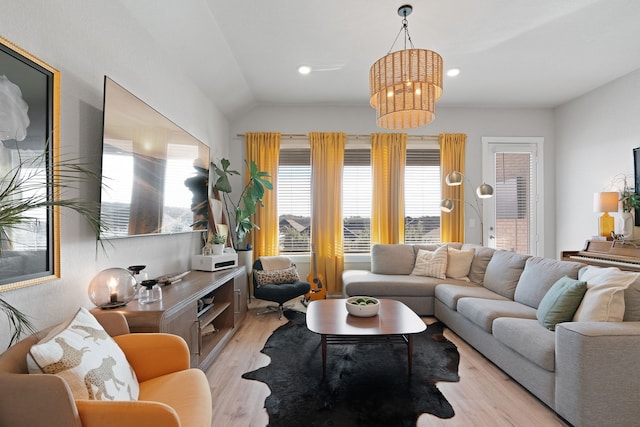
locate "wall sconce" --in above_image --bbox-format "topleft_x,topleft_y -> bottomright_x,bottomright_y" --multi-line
593,191 -> 619,239
440,171 -> 494,242
88,268 -> 137,309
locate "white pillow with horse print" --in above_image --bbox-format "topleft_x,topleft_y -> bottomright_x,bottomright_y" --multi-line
27,307 -> 139,401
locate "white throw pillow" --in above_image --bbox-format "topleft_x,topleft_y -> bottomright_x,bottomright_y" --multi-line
411,246 -> 448,279
446,247 -> 475,281
573,266 -> 640,322
27,307 -> 139,401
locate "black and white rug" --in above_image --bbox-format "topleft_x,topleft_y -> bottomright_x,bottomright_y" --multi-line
242,310 -> 459,427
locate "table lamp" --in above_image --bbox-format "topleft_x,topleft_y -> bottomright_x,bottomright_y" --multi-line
88,268 -> 137,309
594,192 -> 619,238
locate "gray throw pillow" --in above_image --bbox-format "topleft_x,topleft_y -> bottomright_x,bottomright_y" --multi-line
536,276 -> 587,331
483,250 -> 529,299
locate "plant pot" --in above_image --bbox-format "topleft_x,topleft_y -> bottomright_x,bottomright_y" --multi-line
211,244 -> 224,255
237,249 -> 253,275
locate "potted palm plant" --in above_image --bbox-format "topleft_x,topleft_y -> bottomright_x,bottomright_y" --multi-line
1,149 -> 106,347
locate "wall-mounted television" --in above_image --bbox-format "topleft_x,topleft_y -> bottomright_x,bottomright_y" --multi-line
99,77 -> 210,239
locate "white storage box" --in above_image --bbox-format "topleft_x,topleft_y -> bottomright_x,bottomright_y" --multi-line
191,253 -> 238,272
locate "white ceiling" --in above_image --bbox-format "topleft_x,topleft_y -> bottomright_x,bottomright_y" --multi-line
123,0 -> 640,119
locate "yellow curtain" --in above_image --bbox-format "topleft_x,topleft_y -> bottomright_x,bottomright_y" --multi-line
309,132 -> 345,295
245,132 -> 280,259
439,133 -> 466,243
371,133 -> 407,244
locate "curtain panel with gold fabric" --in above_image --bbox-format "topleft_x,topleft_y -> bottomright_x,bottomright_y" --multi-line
371,133 -> 407,244
309,132 -> 345,295
245,132 -> 281,260
439,133 -> 466,243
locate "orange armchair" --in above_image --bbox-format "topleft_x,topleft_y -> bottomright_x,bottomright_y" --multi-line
0,311 -> 212,427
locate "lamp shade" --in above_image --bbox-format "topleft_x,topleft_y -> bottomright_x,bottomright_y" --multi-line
477,183 -> 494,198
440,199 -> 455,212
445,171 -> 464,186
88,268 -> 137,309
369,48 -> 443,129
593,192 -> 619,213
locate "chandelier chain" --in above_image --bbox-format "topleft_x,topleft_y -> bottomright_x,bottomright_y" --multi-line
387,12 -> 416,53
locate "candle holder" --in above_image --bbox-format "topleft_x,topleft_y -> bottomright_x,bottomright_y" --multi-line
88,268 -> 137,309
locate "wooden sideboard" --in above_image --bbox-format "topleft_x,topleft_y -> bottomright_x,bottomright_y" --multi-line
92,266 -> 247,371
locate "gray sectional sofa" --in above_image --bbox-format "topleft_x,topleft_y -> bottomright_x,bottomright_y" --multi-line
342,243 -> 640,427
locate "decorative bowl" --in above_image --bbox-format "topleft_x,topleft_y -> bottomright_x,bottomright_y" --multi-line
346,296 -> 380,317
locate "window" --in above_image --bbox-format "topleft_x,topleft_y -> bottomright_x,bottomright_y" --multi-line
277,137 -> 441,253
404,149 -> 441,244
278,148 -> 311,252
343,149 -> 371,252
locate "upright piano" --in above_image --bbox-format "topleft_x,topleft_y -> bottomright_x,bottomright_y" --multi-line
561,239 -> 640,272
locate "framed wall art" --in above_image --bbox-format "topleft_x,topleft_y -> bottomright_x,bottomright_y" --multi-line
0,36 -> 60,291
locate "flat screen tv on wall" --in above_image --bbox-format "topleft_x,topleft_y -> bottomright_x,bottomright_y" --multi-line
99,76 -> 210,239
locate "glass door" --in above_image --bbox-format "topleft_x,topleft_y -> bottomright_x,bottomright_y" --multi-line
482,137 -> 543,256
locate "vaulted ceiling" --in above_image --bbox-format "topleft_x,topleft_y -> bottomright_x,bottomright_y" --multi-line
123,0 -> 640,119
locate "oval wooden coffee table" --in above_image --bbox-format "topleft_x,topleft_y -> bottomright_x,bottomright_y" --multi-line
306,298 -> 426,378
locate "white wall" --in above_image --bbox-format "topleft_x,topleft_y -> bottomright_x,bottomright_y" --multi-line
230,104 -> 556,263
0,1 -> 229,348
555,69 -> 640,254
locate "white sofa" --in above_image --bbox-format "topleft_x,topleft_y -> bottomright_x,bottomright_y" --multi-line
343,243 -> 640,427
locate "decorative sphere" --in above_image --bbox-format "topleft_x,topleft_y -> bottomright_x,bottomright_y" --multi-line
88,268 -> 137,309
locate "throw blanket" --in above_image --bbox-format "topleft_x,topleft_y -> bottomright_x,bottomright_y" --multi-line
260,256 -> 292,271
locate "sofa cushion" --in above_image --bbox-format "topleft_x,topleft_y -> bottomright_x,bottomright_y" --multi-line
434,284 -> 508,310
483,250 -> 530,299
456,298 -> 537,333
343,270 -> 471,297
446,247 -> 475,281
536,276 -> 587,331
27,307 -> 139,401
624,274 -> 640,321
412,242 -> 461,257
371,244 -> 416,275
574,266 -> 640,322
138,368 -> 212,427
493,318 -> 556,372
514,257 -> 584,309
462,244 -> 496,285
411,246 -> 448,279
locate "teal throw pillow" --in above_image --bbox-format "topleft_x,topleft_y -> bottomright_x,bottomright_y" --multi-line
536,276 -> 587,331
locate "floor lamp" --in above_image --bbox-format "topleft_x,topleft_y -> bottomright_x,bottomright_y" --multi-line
440,171 -> 494,244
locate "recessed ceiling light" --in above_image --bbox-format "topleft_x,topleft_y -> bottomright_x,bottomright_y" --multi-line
298,65 -> 312,75
447,68 -> 461,77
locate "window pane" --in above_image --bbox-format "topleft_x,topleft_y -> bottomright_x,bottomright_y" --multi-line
404,149 -> 441,244
494,152 -> 532,253
343,163 -> 371,253
278,149 -> 311,252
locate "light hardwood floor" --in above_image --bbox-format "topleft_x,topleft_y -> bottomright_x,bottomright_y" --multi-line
206,303 -> 569,427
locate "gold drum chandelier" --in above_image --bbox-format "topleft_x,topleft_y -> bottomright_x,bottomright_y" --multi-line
369,4 -> 443,130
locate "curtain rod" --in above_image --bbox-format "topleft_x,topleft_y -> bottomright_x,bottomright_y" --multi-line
235,133 -> 437,140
